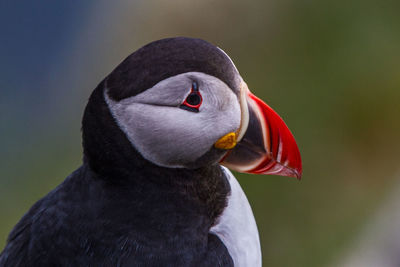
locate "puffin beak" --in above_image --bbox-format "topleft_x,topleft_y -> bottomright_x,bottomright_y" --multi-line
220,81 -> 302,179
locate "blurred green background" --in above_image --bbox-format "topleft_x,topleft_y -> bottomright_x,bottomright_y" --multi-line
1,0 -> 399,266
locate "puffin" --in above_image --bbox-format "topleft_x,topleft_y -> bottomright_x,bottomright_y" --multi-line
0,37 -> 302,267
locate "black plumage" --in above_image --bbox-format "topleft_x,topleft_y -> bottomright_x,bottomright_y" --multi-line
107,37 -> 241,101
0,38 -> 237,266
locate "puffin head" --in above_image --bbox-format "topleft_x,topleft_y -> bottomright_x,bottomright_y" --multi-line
82,37 -> 302,179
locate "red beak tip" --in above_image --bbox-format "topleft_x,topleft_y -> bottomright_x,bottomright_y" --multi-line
290,165 -> 302,180
277,166 -> 302,180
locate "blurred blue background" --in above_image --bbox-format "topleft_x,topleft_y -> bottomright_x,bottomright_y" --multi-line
1,1 -> 400,266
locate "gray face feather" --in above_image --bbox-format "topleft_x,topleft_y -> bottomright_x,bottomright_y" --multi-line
105,72 -> 241,168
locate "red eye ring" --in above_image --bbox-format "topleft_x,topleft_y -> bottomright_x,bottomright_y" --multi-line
182,91 -> 202,109
179,82 -> 202,112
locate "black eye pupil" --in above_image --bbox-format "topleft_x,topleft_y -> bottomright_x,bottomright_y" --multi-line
186,93 -> 201,105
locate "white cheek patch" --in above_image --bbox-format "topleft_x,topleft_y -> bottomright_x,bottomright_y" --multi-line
104,72 -> 241,168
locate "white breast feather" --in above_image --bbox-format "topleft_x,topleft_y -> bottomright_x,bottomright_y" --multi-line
210,166 -> 262,267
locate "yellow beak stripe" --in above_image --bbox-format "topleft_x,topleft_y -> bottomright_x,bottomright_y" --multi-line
214,132 -> 237,150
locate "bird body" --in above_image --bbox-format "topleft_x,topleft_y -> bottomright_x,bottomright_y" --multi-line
0,165 -> 234,266
0,37 -> 301,266
211,167 -> 261,267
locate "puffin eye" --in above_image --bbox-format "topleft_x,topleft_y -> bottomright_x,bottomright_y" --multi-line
186,93 -> 201,106
179,82 -> 203,113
